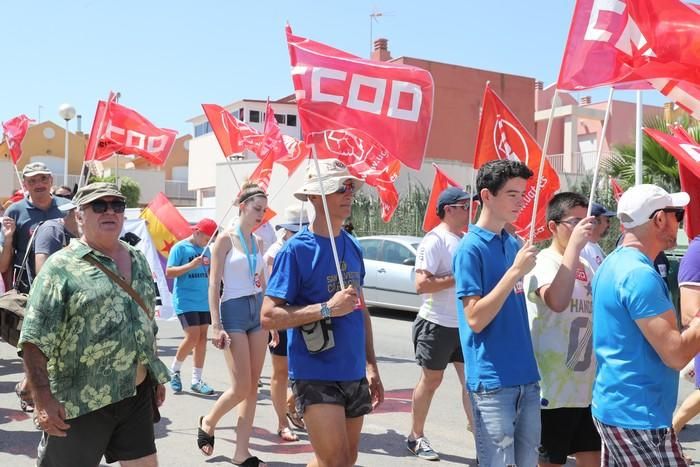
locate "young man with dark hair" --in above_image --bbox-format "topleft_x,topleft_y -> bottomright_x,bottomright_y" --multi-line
453,159 -> 541,466
524,192 -> 600,467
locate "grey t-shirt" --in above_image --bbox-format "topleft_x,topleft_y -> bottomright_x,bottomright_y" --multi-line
34,219 -> 74,257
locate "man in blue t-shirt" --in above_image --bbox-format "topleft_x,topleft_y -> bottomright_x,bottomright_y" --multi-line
591,184 -> 700,465
262,159 -> 384,467
166,218 -> 217,395
452,159 -> 541,467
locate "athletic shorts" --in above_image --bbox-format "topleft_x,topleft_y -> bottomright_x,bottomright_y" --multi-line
36,378 -> 155,466
412,316 -> 463,370
539,406 -> 601,464
177,311 -> 211,328
268,328 -> 288,357
220,293 -> 262,334
291,378 -> 372,419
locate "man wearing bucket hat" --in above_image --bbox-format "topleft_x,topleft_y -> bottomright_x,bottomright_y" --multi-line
591,184 -> 700,465
166,218 -> 218,396
262,159 -> 384,466
19,182 -> 170,467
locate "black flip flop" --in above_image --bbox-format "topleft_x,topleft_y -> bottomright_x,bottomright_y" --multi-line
197,416 -> 215,456
233,456 -> 265,467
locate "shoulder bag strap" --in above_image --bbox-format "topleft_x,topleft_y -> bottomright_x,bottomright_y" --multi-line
83,254 -> 151,318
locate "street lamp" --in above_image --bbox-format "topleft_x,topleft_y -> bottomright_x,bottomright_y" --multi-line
58,103 -> 76,186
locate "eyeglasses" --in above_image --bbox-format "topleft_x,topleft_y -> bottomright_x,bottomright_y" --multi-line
54,193 -> 72,200
87,199 -> 126,214
649,208 -> 684,222
335,183 -> 356,194
446,204 -> 469,211
555,218 -> 581,227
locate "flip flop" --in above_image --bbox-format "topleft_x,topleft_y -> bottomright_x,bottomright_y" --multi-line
233,456 -> 266,466
286,410 -> 305,431
197,416 -> 215,456
277,426 -> 299,442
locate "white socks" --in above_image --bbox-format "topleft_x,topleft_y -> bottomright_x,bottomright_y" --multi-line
171,359 -> 183,374
192,367 -> 203,385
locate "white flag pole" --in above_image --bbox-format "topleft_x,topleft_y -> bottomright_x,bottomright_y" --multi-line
635,90 -> 643,185
586,88 -> 615,216
528,89 -> 560,242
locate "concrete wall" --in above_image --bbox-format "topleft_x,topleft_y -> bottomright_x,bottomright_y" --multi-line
103,168 -> 165,205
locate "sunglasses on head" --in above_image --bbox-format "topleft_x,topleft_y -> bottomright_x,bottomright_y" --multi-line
649,208 -> 684,222
88,199 -> 126,214
335,183 -> 356,194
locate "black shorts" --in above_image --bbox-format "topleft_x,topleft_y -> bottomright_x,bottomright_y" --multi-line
268,328 -> 288,357
291,378 -> 372,419
412,316 -> 464,370
539,406 -> 601,464
177,311 -> 212,328
37,379 -> 156,466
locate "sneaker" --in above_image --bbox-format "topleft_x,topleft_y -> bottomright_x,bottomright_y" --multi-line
407,436 -> 440,461
170,371 -> 182,393
191,381 -> 215,395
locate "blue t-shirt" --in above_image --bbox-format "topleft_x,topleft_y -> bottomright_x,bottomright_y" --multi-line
166,239 -> 210,314
679,237 -> 700,388
266,227 -> 366,381
591,246 -> 678,429
453,224 -> 540,391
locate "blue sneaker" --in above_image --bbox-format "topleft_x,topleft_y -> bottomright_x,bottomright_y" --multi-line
191,381 -> 214,395
170,371 -> 182,393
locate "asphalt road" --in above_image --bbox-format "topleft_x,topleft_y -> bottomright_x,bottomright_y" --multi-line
2,308 -> 700,466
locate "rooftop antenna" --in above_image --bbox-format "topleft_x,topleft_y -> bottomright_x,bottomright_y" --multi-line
370,9 -> 383,56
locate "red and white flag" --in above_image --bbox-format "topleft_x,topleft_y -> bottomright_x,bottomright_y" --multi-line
610,177 -> 624,201
2,114 -> 33,164
474,84 -> 560,242
248,152 -> 275,192
286,25 -> 434,171
643,125 -> 700,239
86,98 -> 177,165
259,100 -> 289,161
201,104 -> 263,157
278,134 -> 309,175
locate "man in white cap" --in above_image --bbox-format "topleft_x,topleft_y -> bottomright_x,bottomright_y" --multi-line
591,184 -> 700,465
262,159 -> 384,467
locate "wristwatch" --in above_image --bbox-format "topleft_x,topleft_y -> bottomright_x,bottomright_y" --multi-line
320,302 -> 332,320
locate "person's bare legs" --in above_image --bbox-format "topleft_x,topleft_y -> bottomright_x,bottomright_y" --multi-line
120,453 -> 158,467
305,404 -> 364,467
232,329 -> 268,463
192,324 -> 208,370
453,362 -> 476,434
173,325 -> 202,366
270,353 -> 295,435
409,367 -> 444,439
573,450 -> 601,467
673,389 -> 700,432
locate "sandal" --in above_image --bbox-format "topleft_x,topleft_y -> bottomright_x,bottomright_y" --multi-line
277,426 -> 298,442
197,416 -> 215,456
233,456 -> 266,466
286,410 -> 305,430
15,381 -> 34,413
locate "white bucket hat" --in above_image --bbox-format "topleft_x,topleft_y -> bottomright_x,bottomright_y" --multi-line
293,159 -> 363,201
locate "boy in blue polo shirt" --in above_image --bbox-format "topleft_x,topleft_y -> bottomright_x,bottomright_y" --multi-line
453,160 -> 541,467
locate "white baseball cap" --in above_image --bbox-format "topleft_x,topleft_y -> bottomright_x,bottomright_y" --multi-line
617,184 -> 689,229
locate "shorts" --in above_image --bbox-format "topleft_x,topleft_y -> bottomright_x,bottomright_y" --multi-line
292,378 -> 372,419
539,406 -> 601,464
220,293 -> 262,334
412,316 -> 463,370
269,328 -> 288,357
37,378 -> 155,466
177,311 -> 212,328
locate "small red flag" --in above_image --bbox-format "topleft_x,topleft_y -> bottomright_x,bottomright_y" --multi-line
2,114 -> 33,164
422,164 -> 460,233
277,134 -> 309,175
201,104 -> 263,157
248,152 -> 275,192
259,101 -> 289,162
610,178 -> 624,201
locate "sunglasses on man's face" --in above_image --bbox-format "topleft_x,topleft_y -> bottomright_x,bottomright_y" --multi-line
335,183 -> 356,194
649,208 -> 684,223
88,199 -> 126,214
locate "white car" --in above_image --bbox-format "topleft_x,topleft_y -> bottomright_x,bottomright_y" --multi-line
357,235 -> 423,312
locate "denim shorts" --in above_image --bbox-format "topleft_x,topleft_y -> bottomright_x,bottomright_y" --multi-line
220,293 -> 262,333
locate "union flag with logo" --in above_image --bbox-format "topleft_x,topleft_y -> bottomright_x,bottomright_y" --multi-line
474,84 -> 560,242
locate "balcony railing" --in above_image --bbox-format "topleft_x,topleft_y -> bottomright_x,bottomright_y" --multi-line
164,180 -> 196,200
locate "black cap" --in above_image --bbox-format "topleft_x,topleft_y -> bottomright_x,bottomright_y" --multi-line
591,202 -> 616,217
437,187 -> 470,214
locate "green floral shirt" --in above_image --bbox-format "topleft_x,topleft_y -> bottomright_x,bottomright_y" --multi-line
18,239 -> 170,419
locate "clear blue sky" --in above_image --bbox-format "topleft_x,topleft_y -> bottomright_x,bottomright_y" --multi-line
1,1 -> 660,136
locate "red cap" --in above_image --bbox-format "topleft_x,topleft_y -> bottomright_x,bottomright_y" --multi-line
194,218 -> 217,237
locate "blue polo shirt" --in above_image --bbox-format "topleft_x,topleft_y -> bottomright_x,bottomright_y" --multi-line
453,224 -> 540,391
591,246 -> 678,429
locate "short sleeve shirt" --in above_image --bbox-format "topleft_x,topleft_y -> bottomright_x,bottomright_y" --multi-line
166,239 -> 210,314
18,239 -> 170,419
34,219 -> 74,257
581,242 -> 605,273
525,248 -> 595,408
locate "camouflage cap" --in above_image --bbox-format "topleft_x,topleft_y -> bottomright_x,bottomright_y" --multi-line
72,182 -> 126,207
22,162 -> 52,178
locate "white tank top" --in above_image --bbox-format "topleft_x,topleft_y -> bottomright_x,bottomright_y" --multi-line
221,233 -> 264,301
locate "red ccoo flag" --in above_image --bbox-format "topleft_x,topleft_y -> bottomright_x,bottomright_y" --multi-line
2,114 -> 33,164
610,178 -> 624,201
248,152 -> 275,192
259,100 -> 289,161
474,84 -> 560,242
201,104 -> 263,157
278,134 -> 309,175
85,99 -> 177,165
286,25 -> 434,171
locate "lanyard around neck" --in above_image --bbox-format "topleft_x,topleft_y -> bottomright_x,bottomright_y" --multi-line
237,226 -> 257,282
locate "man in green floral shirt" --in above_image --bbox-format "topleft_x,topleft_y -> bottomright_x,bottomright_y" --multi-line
18,182 -> 170,467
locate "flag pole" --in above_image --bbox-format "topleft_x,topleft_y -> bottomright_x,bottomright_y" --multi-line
586,88 -> 615,216
310,143 -> 345,289
528,89 -> 560,242
14,165 -> 23,189
635,90 -> 643,185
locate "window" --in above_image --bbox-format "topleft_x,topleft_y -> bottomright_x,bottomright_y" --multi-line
249,110 -> 261,123
275,114 -> 286,125
287,114 -> 297,127
238,108 -> 244,120
382,241 -> 414,265
194,122 -> 211,137
359,239 -> 382,261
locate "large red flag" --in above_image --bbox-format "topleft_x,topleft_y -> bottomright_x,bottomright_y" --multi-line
286,25 -> 434,170
201,104 -> 263,157
259,101 -> 289,162
423,164 -> 460,232
643,125 -> 700,239
2,114 -> 33,164
85,100 -> 177,165
278,134 -> 309,175
474,84 -> 560,242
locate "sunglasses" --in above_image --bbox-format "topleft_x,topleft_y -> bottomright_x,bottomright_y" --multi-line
649,208 -> 684,222
54,193 -> 72,200
335,183 -> 356,194
446,203 -> 469,211
87,199 -> 126,214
